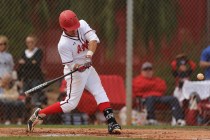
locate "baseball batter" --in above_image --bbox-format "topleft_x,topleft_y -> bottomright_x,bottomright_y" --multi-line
27,10 -> 121,134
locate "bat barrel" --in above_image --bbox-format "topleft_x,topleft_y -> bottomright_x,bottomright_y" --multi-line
24,69 -> 78,95
24,82 -> 48,95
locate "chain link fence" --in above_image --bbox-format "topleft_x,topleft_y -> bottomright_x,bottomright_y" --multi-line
0,0 -> 209,126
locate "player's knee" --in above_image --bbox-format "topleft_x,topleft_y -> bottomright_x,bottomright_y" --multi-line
94,91 -> 109,104
70,103 -> 78,110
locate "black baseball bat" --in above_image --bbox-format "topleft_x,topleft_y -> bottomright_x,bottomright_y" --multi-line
24,69 -> 78,95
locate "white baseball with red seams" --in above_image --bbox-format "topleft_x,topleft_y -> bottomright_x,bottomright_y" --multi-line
58,20 -> 109,113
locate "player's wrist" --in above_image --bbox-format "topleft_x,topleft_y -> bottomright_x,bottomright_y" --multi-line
86,50 -> 94,58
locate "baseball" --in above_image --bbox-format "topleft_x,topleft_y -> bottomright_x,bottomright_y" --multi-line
197,73 -> 204,80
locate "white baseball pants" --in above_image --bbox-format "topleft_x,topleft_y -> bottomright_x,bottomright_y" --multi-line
60,66 -> 109,113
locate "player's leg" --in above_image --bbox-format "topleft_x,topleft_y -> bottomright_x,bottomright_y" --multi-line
85,67 -> 121,134
27,72 -> 88,132
60,72 -> 87,112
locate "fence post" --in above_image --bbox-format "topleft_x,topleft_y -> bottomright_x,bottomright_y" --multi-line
126,0 -> 133,125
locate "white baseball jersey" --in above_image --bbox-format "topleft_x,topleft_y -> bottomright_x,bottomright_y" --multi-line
58,20 -> 109,113
58,20 -> 99,71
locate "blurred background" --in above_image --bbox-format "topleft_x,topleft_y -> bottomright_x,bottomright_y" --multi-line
0,0 -> 209,127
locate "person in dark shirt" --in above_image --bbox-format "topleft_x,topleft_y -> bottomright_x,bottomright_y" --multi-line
171,53 -> 196,88
17,34 -> 45,107
171,53 -> 196,104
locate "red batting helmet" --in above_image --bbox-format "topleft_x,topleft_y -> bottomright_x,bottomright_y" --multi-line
59,10 -> 80,32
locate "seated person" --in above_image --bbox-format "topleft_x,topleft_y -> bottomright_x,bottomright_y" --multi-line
0,73 -> 25,125
171,53 -> 196,103
132,62 -> 186,126
171,53 -> 196,86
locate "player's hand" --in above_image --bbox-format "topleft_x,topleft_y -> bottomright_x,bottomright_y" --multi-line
77,65 -> 86,72
74,56 -> 92,72
77,60 -> 92,72
74,64 -> 85,72
75,63 -> 91,72
84,55 -> 92,68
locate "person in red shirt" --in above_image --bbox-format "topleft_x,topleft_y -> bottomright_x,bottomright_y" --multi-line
133,62 -> 185,126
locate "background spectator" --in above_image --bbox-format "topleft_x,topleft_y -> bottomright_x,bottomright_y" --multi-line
200,46 -> 210,80
196,46 -> 210,124
171,53 -> 197,125
171,53 -> 196,88
132,62 -> 186,126
0,73 -> 25,125
171,53 -> 196,103
0,35 -> 14,78
17,34 -> 45,107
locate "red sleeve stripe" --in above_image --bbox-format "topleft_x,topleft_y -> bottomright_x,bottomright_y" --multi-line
84,30 -> 94,35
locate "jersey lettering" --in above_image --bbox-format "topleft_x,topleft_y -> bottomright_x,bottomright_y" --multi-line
77,45 -> 82,54
77,41 -> 88,54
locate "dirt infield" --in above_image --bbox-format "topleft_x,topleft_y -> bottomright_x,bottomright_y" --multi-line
1,127 -> 210,139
